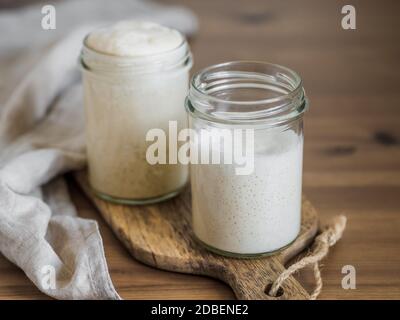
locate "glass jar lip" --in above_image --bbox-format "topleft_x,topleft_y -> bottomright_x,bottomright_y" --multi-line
191,60 -> 303,106
80,34 -> 191,74
187,60 -> 308,125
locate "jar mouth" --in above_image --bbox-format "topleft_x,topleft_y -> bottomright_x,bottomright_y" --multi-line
187,61 -> 308,125
80,35 -> 192,75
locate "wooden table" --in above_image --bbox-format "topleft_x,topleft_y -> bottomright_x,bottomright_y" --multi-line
1,0 -> 399,299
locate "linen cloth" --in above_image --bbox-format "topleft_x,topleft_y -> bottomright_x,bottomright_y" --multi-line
0,0 -> 197,299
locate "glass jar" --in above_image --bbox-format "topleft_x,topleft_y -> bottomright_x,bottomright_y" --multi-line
186,61 -> 308,257
80,33 -> 192,205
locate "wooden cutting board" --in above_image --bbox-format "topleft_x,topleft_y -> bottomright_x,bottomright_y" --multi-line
74,170 -> 319,300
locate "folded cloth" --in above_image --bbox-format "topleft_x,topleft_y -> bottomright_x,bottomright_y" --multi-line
0,0 -> 197,300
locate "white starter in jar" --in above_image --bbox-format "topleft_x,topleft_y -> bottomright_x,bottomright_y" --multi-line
186,61 -> 308,257
81,21 -> 192,204
191,130 -> 303,255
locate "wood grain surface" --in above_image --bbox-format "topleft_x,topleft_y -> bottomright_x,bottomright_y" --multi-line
0,0 -> 399,300
73,171 -> 318,300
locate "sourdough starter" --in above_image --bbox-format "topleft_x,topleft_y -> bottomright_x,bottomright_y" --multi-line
191,129 -> 303,255
83,21 -> 190,201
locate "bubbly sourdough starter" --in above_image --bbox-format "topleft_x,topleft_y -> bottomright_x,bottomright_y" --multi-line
191,130 -> 303,254
86,21 -> 184,57
83,21 -> 189,200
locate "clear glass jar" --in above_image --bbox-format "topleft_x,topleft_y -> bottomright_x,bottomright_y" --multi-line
186,61 -> 308,258
80,36 -> 192,205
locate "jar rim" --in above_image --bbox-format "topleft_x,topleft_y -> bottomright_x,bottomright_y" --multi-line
187,61 -> 308,126
80,35 -> 192,74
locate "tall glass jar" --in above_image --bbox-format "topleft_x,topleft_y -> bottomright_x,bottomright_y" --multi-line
186,61 -> 308,257
80,26 -> 192,205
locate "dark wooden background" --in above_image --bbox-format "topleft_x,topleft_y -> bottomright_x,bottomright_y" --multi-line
0,0 -> 399,299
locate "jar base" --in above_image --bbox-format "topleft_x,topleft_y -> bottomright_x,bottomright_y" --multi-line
91,186 -> 185,205
193,234 -> 298,259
